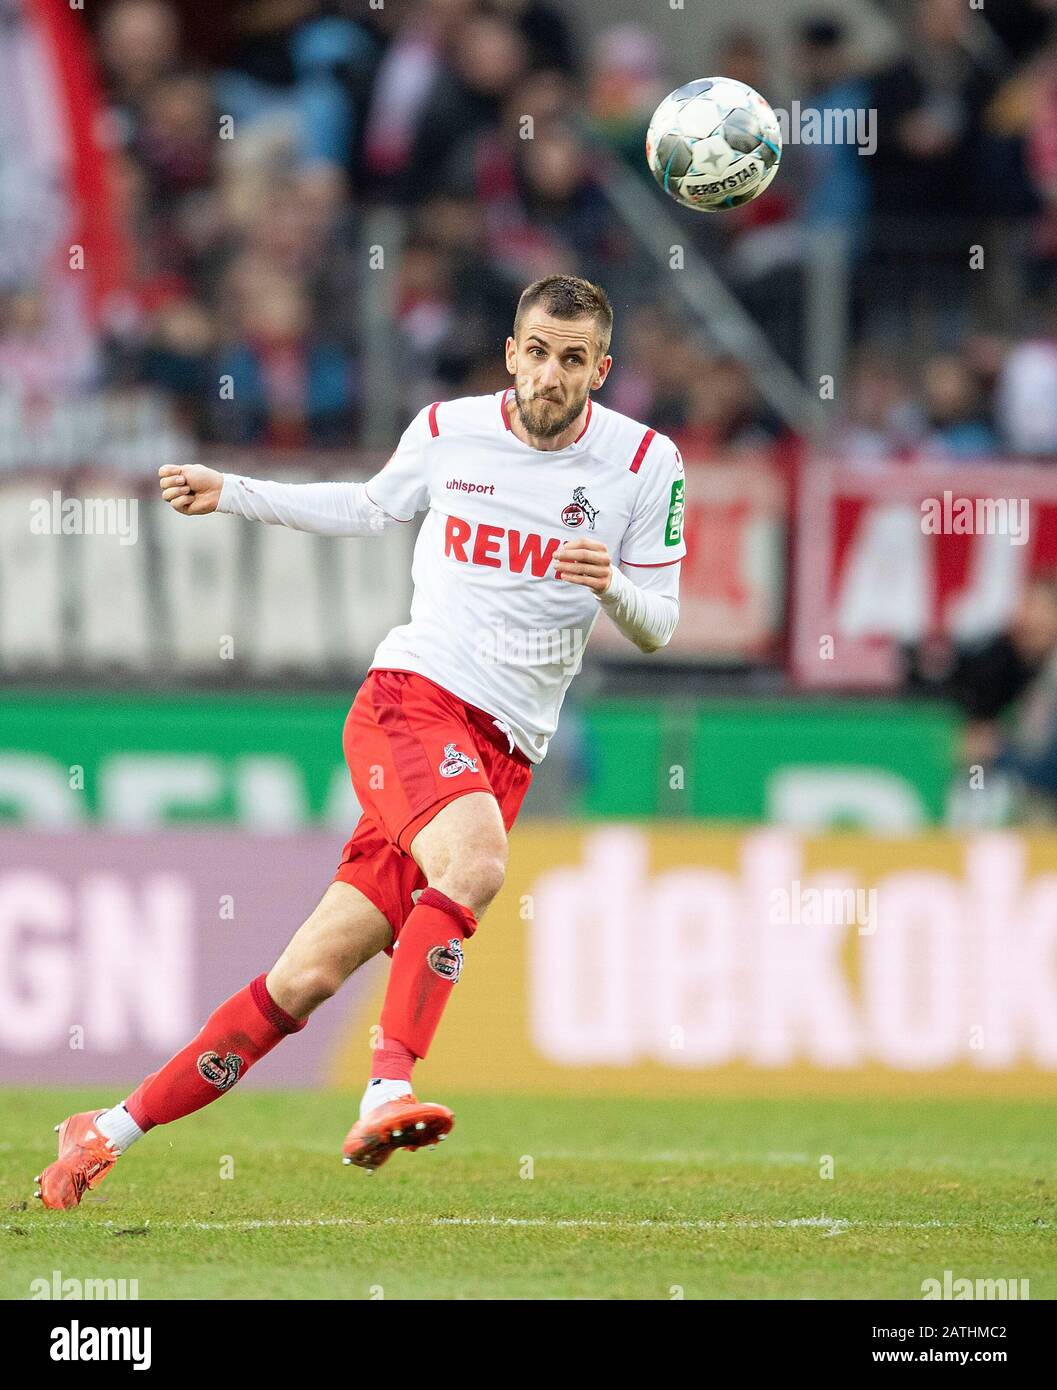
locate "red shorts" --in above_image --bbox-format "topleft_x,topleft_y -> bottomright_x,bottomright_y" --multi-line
333,668 -> 533,943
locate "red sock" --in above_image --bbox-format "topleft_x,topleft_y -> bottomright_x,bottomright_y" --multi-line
370,1039 -> 416,1083
378,888 -> 476,1062
123,974 -> 305,1130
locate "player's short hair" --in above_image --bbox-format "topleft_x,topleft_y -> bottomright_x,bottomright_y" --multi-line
513,275 -> 614,359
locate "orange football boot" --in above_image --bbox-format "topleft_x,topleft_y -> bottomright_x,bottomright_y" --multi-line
34,1111 -> 121,1210
342,1095 -> 453,1173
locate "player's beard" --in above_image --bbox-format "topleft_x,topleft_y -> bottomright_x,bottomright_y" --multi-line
514,383 -> 590,439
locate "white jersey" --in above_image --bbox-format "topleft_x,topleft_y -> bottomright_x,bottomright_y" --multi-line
363,389 -> 686,763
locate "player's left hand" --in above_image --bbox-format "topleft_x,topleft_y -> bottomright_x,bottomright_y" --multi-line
556,537 -> 612,595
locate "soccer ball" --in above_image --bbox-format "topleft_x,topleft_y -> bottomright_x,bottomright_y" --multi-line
645,77 -> 782,212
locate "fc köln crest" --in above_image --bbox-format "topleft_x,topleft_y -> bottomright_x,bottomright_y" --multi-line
197,1050 -> 245,1091
426,937 -> 464,982
561,486 -> 599,530
439,743 -> 479,778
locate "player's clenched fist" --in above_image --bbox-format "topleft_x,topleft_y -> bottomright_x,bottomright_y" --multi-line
158,463 -> 224,515
556,536 -> 612,594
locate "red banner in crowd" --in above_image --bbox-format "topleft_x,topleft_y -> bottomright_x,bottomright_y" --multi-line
792,460 -> 1057,688
0,2 -> 130,394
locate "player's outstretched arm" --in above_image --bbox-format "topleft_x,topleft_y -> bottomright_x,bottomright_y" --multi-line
158,466 -> 399,538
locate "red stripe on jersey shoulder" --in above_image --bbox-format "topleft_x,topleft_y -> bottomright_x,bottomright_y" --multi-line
428,401 -> 441,437
629,427 -> 656,473
500,389 -> 513,430
622,556 -> 682,568
573,398 -> 593,443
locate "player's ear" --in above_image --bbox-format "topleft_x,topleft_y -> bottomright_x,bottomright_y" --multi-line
504,336 -> 518,373
592,354 -> 613,390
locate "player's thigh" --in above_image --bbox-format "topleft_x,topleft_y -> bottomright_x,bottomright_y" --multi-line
408,789 -> 508,912
267,880 -> 392,1015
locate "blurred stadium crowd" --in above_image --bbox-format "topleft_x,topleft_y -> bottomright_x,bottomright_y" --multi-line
10,0 -> 1057,463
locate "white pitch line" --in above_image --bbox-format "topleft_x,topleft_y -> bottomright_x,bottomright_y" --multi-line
177,1216 -> 859,1234
0,1215 -> 1041,1236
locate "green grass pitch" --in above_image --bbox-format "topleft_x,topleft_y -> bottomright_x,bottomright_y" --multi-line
2,1089 -> 1054,1300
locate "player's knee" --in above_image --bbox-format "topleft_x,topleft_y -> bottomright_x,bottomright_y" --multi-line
286,964 -> 345,1012
434,851 -> 506,916
471,852 -> 507,908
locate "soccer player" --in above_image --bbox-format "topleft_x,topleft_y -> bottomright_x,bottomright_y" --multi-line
35,275 -> 685,1207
